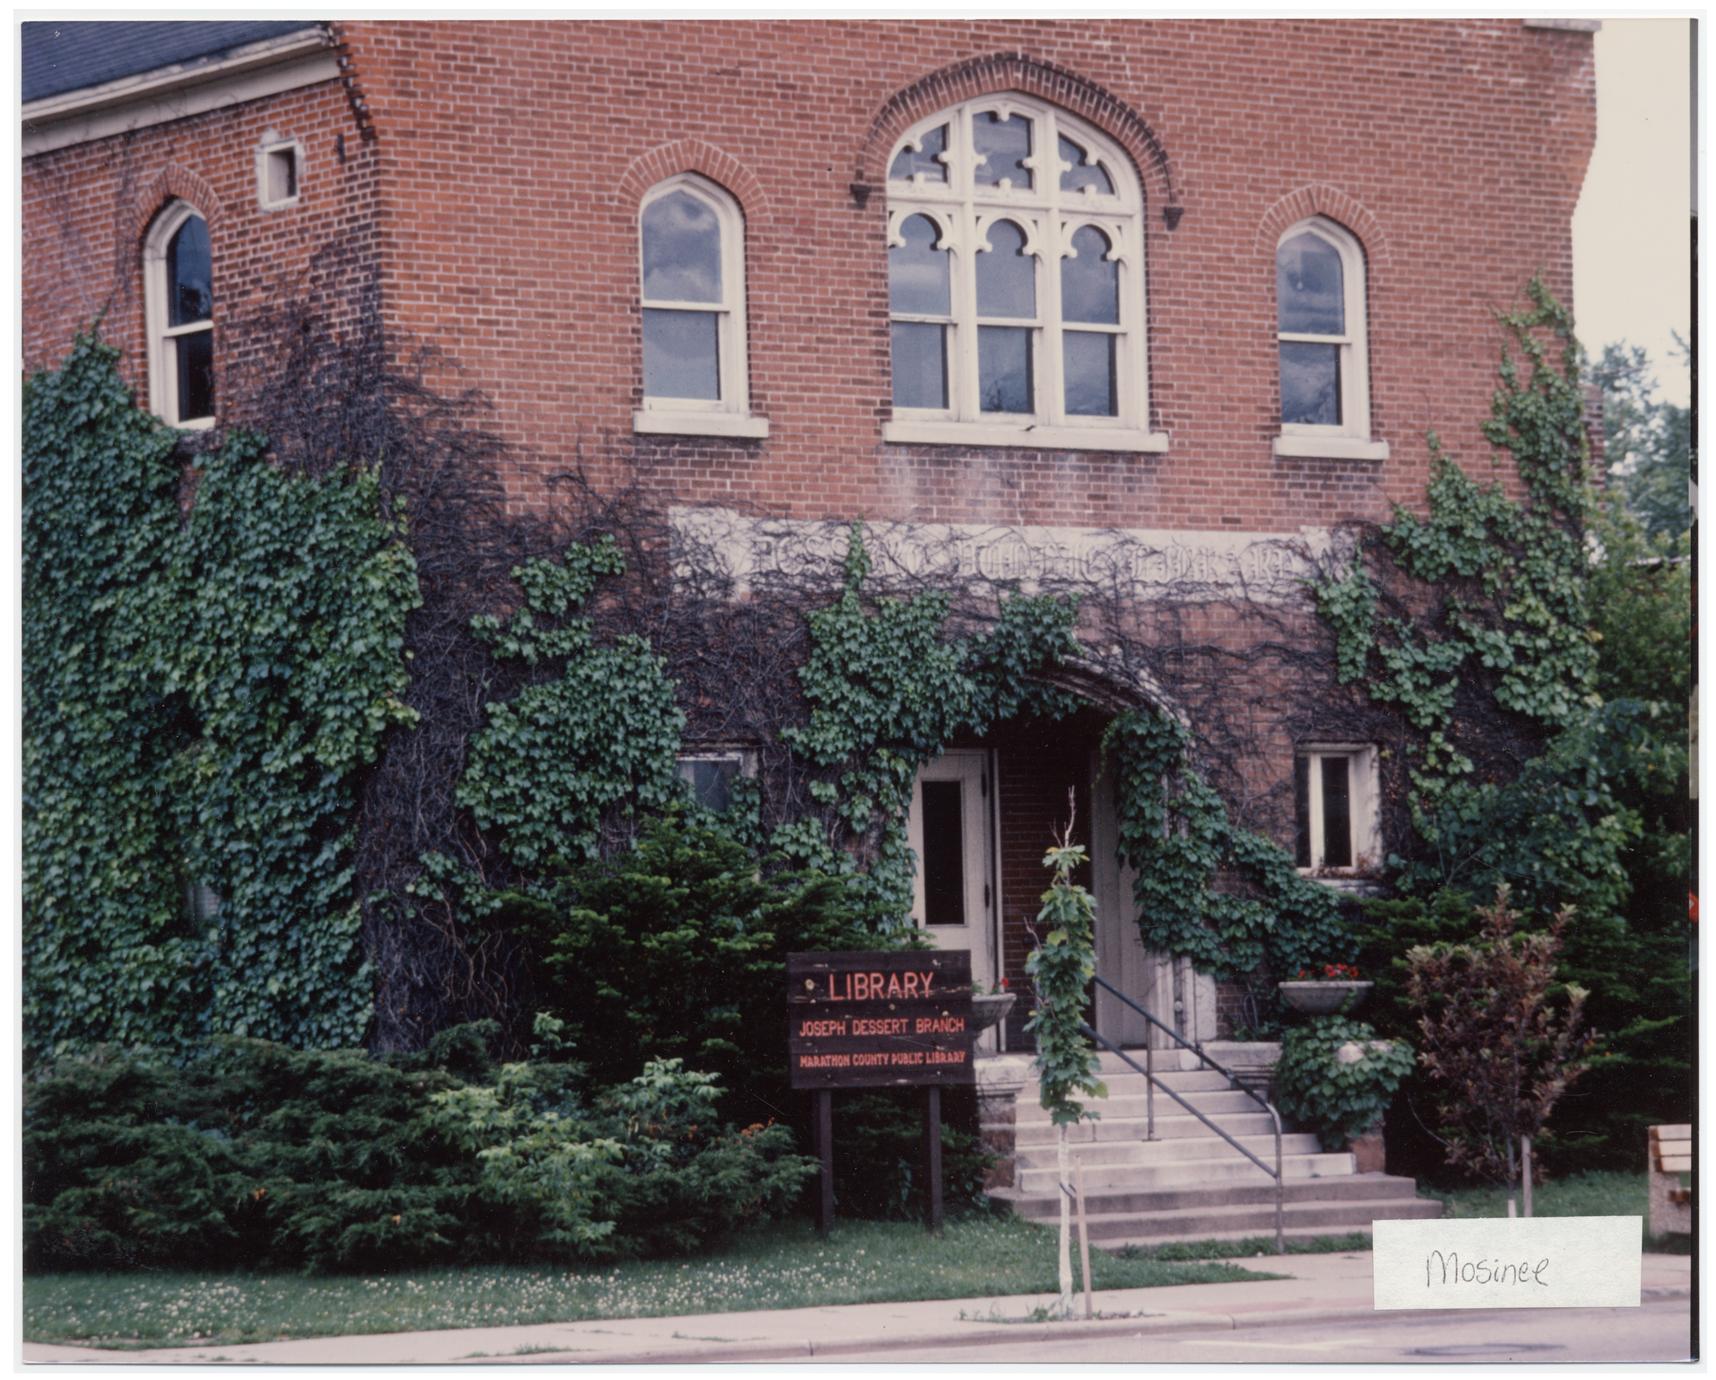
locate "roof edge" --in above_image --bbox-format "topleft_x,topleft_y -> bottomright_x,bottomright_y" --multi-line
22,26 -> 328,127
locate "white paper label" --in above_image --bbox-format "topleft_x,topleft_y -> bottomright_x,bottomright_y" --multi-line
1373,1216 -> 1642,1310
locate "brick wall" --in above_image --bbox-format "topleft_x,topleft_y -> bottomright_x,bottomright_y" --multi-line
24,20 -> 1596,528
21,21 -> 1598,954
325,18 -> 1594,524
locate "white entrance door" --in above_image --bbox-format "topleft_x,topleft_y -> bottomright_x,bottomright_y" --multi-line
907,751 -> 998,1002
1090,747 -> 1159,1048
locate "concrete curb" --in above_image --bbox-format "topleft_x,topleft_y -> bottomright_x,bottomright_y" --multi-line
22,1283 -> 1692,1366
446,1286 -> 1699,1366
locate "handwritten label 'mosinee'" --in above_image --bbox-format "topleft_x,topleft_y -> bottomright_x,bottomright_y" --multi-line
1425,1252 -> 1549,1289
823,970 -> 935,1001
1372,1216 -> 1641,1311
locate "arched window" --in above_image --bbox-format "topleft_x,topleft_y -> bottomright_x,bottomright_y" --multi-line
1273,217 -> 1385,460
882,94 -> 1164,453
142,200 -> 215,429
635,174 -> 766,438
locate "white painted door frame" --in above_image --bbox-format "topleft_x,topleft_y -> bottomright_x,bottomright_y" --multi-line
908,749 -> 1000,1046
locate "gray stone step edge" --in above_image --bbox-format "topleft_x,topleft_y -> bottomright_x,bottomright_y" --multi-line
990,1172 -> 1426,1216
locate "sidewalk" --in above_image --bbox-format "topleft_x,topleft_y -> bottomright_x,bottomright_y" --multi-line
23,1252 -> 1693,1365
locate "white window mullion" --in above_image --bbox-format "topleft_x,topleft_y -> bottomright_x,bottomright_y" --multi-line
1306,755 -> 1327,868
956,216 -> 981,422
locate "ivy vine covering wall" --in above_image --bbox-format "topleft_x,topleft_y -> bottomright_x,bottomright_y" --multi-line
771,530 -> 1083,931
23,339 -> 419,1059
458,536 -> 686,869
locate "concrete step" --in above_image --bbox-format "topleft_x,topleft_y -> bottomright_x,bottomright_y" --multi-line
1017,1064 -> 1234,1093
1077,1196 -> 1444,1243
1015,1088 -> 1263,1125
1015,1117 -> 1282,1162
1016,1150 -> 1354,1194
1090,1049 -> 1244,1076
1016,1110 -> 1277,1147
1017,1130 -> 1321,1170
1091,1194 -> 1441,1249
995,1172 -> 1426,1220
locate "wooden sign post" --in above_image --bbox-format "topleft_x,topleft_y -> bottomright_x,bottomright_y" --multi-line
787,950 -> 976,1235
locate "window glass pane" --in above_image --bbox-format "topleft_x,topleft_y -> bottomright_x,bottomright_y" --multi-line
1277,231 -> 1344,335
976,220 -> 1035,319
1064,332 -> 1116,417
1280,342 -> 1342,426
973,111 -> 1033,189
175,329 -> 214,421
167,216 -> 212,327
1320,756 -> 1352,868
889,214 -> 951,315
978,326 -> 1033,413
679,757 -> 740,813
1058,136 -> 1115,195
643,308 -> 720,400
1061,226 -> 1119,324
889,124 -> 949,183
920,781 -> 966,927
891,322 -> 948,409
642,190 -> 722,303
1293,756 -> 1311,868
267,147 -> 297,202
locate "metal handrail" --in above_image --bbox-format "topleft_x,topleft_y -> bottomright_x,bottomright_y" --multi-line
1086,974 -> 1285,1253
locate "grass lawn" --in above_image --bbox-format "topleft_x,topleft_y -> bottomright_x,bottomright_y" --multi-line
1423,1169 -> 1689,1252
24,1214 -> 1276,1350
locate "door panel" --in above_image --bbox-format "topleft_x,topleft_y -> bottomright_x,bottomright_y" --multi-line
908,750 -> 996,999
1090,747 -> 1164,1047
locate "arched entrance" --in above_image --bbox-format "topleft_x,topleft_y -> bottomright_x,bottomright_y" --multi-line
905,680 -> 1219,1057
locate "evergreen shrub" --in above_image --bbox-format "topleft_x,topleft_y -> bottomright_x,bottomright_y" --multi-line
23,1031 -> 812,1273
488,812 -> 995,1217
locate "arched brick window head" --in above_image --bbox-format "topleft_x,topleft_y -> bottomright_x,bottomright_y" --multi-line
1273,217 -> 1385,461
142,200 -> 216,429
635,173 -> 767,439
881,93 -> 1165,454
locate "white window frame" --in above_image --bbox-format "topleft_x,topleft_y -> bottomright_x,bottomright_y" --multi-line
634,174 -> 767,439
1295,743 -> 1382,876
256,136 -> 303,211
881,94 -> 1167,454
1273,217 -> 1387,462
141,199 -> 215,431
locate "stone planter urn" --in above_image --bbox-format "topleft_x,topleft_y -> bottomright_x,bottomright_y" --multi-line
1277,980 -> 1372,1015
971,991 -> 1017,1032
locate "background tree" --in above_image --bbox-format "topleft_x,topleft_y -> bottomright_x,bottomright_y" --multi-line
1590,339 -> 1693,541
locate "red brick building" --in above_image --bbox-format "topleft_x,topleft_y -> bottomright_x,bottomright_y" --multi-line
22,20 -> 1599,1053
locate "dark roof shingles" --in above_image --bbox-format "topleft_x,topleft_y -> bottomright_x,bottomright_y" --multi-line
22,21 -> 322,105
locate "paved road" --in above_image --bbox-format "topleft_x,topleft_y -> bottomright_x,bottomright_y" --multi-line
854,1298 -> 1695,1365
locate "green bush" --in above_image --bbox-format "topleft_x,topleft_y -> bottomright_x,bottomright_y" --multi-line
24,1033 -> 813,1273
489,813 -> 996,1217
1274,1017 -> 1415,1151
490,812 -> 878,1112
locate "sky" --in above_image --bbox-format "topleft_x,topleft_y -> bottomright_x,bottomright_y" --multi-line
1572,17 -> 1696,406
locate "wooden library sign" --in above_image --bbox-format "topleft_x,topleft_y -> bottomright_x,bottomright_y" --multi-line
787,950 -> 976,1234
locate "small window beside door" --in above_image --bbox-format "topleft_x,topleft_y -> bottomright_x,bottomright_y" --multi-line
919,780 -> 967,926
1293,745 -> 1381,874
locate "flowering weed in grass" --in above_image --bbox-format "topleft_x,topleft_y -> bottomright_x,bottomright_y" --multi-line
25,1216 -> 1272,1349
